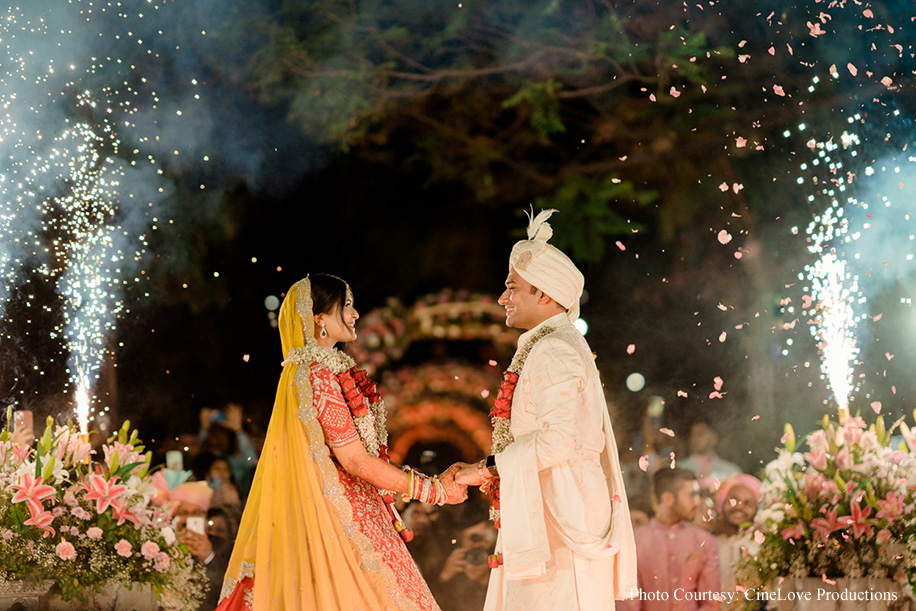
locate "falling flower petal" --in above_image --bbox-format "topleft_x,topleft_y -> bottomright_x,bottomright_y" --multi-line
677,390 -> 688,398
773,85 -> 785,96
871,401 -> 882,414
639,455 -> 649,471
714,376 -> 724,390
649,93 -> 657,102
886,353 -> 894,360
709,391 -> 723,399
718,182 -> 729,192
735,137 -> 747,148
881,76 -> 893,87
616,241 -> 626,251
754,530 -> 766,544
670,87 -> 681,98
718,230 -> 732,244
660,428 -> 675,437
626,344 -> 636,355
718,332 -> 727,343
863,8 -> 873,18
847,63 -> 858,76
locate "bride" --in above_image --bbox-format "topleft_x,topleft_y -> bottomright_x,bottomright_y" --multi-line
217,274 -> 465,610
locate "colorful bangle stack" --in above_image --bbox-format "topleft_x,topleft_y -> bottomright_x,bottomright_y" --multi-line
401,468 -> 447,506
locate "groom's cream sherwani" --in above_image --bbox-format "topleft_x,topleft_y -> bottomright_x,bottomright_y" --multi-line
485,312 -> 637,611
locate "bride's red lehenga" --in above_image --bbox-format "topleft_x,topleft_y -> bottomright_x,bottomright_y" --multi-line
217,277 -> 439,611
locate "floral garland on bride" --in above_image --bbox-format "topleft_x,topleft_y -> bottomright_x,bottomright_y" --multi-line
487,325 -> 555,541
283,345 -> 388,458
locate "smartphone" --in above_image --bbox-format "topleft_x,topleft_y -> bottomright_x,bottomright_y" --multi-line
186,516 -> 206,535
13,410 -> 33,432
165,450 -> 184,471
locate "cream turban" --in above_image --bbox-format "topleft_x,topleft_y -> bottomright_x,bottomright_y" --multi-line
509,209 -> 584,324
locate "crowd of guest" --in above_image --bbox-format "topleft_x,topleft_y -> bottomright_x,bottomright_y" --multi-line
620,412 -> 762,611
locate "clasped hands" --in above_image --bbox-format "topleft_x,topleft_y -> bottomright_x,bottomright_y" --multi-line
436,460 -> 494,504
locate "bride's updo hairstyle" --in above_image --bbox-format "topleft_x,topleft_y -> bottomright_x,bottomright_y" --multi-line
310,273 -> 350,325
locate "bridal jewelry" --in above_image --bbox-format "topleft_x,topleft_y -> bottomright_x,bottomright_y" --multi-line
319,322 -> 327,338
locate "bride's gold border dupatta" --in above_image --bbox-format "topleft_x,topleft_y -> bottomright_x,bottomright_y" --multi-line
220,277 -> 409,610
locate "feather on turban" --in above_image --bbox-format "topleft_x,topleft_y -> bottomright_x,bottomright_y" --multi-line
509,209 -> 584,324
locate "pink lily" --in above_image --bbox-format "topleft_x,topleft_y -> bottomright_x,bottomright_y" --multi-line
875,491 -> 903,520
111,500 -> 143,527
810,507 -> 847,540
9,473 -> 56,517
23,504 -> 56,538
83,474 -> 127,514
780,521 -> 806,541
12,443 -> 32,463
846,502 -> 872,539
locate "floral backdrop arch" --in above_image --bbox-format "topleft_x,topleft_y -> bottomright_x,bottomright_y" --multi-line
350,289 -> 519,470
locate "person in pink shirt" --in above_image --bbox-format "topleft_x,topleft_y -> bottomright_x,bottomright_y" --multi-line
619,468 -> 720,611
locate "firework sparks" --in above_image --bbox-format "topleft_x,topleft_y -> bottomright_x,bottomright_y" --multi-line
0,2 -> 203,428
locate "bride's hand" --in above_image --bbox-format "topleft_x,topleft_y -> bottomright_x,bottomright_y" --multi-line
441,476 -> 468,504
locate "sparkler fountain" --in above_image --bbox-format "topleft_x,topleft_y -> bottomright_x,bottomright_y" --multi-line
0,3 -> 204,431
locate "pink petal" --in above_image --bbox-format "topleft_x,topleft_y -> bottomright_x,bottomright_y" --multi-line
768,46 -> 775,55
718,182 -> 729,192
892,386 -> 897,395
754,530 -> 766,544
871,401 -> 882,414
669,87 -> 681,98
886,352 -> 894,360
709,391 -> 723,399
863,8 -> 873,18
638,456 -> 649,472
660,428 -> 675,437
713,376 -> 724,390
718,332 -> 727,343
773,85 -> 785,96
616,241 -> 626,251
717,230 -> 732,244
677,390 -> 688,398
847,63 -> 858,76
881,76 -> 893,87
649,93 -> 657,102
752,415 -> 760,421
626,344 -> 636,355
735,137 -> 747,148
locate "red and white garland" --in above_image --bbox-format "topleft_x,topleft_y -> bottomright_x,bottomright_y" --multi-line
486,325 -> 555,565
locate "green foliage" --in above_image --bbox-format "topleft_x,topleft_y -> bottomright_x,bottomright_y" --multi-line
533,175 -> 655,262
503,79 -> 565,137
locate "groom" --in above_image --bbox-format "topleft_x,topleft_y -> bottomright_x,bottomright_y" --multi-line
454,209 -> 637,610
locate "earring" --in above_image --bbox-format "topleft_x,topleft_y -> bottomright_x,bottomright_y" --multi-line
320,322 -> 327,338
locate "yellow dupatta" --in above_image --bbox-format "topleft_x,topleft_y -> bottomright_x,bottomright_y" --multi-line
220,277 -> 402,610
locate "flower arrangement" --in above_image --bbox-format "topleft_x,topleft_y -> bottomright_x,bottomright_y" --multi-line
737,413 -> 916,594
0,418 -> 206,608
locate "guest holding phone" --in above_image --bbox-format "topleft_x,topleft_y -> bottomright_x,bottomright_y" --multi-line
169,481 -> 232,611
11,409 -> 35,447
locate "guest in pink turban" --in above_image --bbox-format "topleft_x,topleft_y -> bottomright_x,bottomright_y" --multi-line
713,473 -> 761,605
